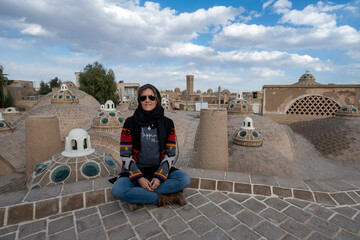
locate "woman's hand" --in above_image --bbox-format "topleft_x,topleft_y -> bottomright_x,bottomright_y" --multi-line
137,177 -> 153,191
150,178 -> 161,190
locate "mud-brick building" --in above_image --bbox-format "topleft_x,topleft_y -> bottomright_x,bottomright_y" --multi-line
262,70 -> 360,124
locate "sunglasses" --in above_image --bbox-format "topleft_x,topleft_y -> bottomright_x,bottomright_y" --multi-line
139,95 -> 156,102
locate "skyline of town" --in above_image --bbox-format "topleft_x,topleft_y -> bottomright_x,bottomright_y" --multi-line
1,0 -> 360,92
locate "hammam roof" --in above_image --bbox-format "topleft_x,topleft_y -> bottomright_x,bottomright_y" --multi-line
228,114 -> 296,164
26,129 -> 121,190
25,104 -> 98,139
228,93 -> 253,115
32,88 -> 100,110
335,105 -> 360,118
290,117 -> 360,166
293,70 -> 322,86
92,100 -> 124,132
51,84 -> 79,105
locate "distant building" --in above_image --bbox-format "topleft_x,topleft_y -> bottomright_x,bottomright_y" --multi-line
116,81 -> 140,103
6,80 -> 37,101
262,70 -> 360,124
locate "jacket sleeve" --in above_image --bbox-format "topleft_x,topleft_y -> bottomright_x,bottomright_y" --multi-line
120,123 -> 143,181
154,123 -> 177,182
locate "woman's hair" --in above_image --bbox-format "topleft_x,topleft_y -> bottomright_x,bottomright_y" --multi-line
137,84 -> 161,107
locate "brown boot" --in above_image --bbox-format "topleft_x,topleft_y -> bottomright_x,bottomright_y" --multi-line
158,192 -> 186,207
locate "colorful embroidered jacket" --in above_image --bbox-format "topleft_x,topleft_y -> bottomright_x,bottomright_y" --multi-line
119,116 -> 177,182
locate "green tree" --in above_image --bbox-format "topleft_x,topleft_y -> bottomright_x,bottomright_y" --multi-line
39,81 -> 51,95
0,65 -> 7,108
79,61 -> 118,104
49,77 -> 61,89
5,90 -> 14,107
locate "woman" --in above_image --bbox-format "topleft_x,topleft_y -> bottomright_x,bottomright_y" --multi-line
111,84 -> 191,209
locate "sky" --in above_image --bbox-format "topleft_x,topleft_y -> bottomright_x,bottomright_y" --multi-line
1,0 -> 360,93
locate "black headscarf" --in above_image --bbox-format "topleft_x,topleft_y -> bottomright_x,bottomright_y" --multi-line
133,83 -> 164,126
132,84 -> 167,151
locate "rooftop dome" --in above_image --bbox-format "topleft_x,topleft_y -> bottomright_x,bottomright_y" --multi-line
335,105 -> 360,118
3,107 -> 21,114
100,100 -> 116,111
26,129 -> 121,190
51,84 -> 79,105
25,104 -> 98,139
174,87 -> 180,93
294,70 -> 321,86
161,98 -> 172,111
232,117 -> 263,147
92,100 -> 124,132
207,89 -> 213,94
62,81 -> 76,88
128,99 -> 138,110
228,93 -> 253,115
62,128 -> 95,157
32,88 -> 100,111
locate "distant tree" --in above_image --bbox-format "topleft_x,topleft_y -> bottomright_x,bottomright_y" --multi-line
5,90 -> 14,107
49,77 -> 61,89
39,81 -> 51,95
0,65 -> 8,108
79,61 -> 118,104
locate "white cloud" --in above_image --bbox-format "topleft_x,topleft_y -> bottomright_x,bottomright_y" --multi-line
212,22 -> 360,50
273,0 -> 292,14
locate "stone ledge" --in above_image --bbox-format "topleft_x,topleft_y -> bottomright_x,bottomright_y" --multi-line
0,171 -> 359,228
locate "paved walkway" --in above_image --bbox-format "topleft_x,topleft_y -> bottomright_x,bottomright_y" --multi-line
0,168 -> 360,240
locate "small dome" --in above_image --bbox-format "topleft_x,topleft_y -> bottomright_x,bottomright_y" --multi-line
51,85 -> 79,105
294,70 -> 321,86
26,150 -> 121,190
3,107 -> 21,114
233,117 -> 263,147
241,117 -> 255,130
62,128 -> 95,157
228,93 -> 253,115
196,90 -> 201,94
128,99 -> 138,110
161,98 -> 172,111
207,89 -> 213,94
335,105 -> 360,118
174,87 -> 180,93
92,109 -> 124,132
62,81 -> 76,88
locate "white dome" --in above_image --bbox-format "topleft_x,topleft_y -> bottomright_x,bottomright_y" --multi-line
104,100 -> 116,111
62,128 -> 95,157
241,117 -> 255,130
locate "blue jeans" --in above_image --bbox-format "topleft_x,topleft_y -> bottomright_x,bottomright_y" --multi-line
112,170 -> 191,204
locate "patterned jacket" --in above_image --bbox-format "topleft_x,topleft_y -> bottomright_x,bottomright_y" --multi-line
119,116 -> 177,182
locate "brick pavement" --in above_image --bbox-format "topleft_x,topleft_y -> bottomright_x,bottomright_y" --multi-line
0,168 -> 360,240
1,188 -> 359,240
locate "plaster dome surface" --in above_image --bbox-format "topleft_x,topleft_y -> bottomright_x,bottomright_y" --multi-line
92,109 -> 124,132
26,128 -> 121,189
161,98 -> 172,111
228,97 -> 253,115
128,99 -> 138,110
232,117 -> 263,147
31,88 -> 100,110
24,104 -> 98,139
294,70 -> 321,86
3,107 -> 21,114
51,85 -> 79,105
335,105 -> 360,118
62,81 -> 76,88
290,117 -> 360,166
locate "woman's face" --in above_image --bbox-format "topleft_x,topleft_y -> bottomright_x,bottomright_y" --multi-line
140,88 -> 158,112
